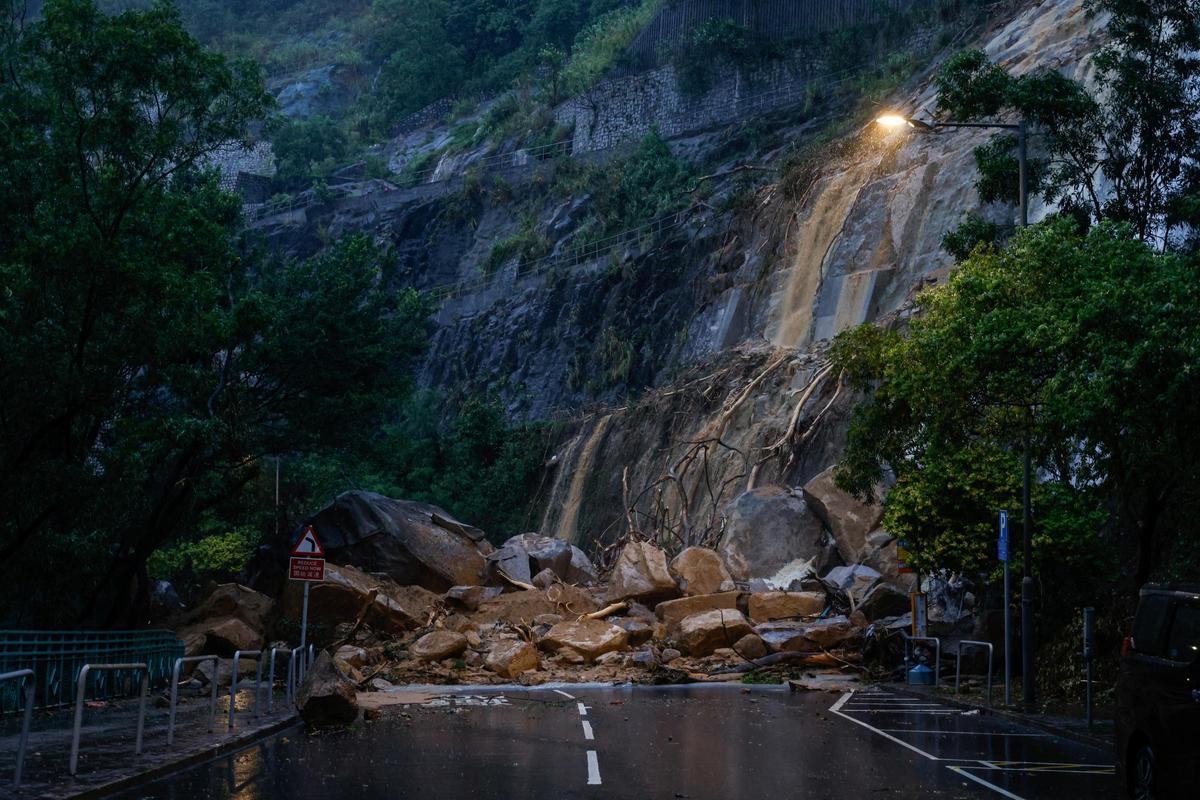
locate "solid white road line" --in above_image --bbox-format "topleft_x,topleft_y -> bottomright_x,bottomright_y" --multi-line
586,750 -> 602,785
554,689 -> 576,700
947,766 -> 1027,800
577,702 -> 589,716
582,720 -> 594,740
829,693 -> 941,761
879,730 -> 1048,737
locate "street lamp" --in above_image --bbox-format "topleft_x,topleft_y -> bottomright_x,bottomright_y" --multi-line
876,111 -> 1036,710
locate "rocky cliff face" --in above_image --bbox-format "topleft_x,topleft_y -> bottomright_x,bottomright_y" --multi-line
250,0 -> 1102,563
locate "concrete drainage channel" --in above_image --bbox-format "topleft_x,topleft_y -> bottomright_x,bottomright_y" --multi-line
1,652 -> 309,799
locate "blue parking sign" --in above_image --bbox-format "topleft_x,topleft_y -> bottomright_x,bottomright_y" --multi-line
998,510 -> 1009,562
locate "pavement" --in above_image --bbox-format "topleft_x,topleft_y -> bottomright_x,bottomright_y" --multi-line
0,686 -> 297,799
99,683 -> 1124,800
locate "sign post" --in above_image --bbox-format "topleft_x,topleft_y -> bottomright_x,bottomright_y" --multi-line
289,525 -> 326,654
999,510 -> 1011,706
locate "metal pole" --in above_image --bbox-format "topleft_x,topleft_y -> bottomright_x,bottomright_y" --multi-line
1004,559 -> 1012,706
1018,120 -> 1029,228
1022,428 -> 1036,710
300,581 -> 310,654
1083,607 -> 1095,729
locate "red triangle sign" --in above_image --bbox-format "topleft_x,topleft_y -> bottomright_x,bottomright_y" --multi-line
291,525 -> 325,557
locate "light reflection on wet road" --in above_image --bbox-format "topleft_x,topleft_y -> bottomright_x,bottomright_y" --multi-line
107,684 -> 1123,800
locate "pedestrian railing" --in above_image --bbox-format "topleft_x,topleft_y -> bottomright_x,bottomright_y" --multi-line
1,669 -> 34,787
0,629 -> 182,711
955,640 -> 994,706
227,650 -> 264,731
69,663 -> 148,776
902,634 -> 942,685
167,656 -> 219,745
267,647 -> 293,714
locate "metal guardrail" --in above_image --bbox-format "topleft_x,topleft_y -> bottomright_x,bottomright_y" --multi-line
227,650 -> 264,731
1,669 -> 34,787
167,656 -> 219,745
0,629 -> 182,711
903,634 -> 942,685
69,663 -> 148,776
955,640 -> 994,706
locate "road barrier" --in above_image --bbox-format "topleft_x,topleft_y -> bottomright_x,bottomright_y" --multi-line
954,640 -> 994,706
167,656 -> 219,745
227,650 -> 264,731
903,634 -> 942,685
69,663 -> 148,776
267,647 -> 294,714
1,669 -> 34,787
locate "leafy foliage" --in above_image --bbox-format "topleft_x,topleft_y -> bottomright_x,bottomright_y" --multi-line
935,0 -> 1200,244
270,115 -> 351,190
832,219 -> 1200,588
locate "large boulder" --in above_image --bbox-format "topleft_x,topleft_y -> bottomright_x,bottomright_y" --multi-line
282,562 -> 439,634
471,586 -> 598,625
655,592 -> 741,632
410,631 -> 468,662
486,534 -> 599,587
296,651 -> 359,726
755,616 -> 857,653
202,617 -> 263,656
186,583 -> 275,633
669,547 -> 735,596
606,541 -> 679,603
747,591 -> 826,624
719,485 -> 837,581
539,620 -> 629,661
858,582 -> 911,621
822,564 -> 882,606
444,585 -> 503,612
802,466 -> 886,564
485,640 -> 540,678
677,609 -> 755,657
301,491 -> 489,591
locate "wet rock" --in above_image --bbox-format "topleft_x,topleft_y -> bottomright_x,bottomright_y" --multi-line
487,534 -> 592,587
369,677 -> 394,691
630,649 -> 657,668
186,583 -> 275,634
661,648 -> 682,663
595,651 -> 624,666
444,585 -> 502,612
302,491 -> 489,591
756,616 -> 856,653
283,562 -> 439,635
719,485 -> 837,581
669,547 -> 735,596
539,620 -> 629,661
734,633 -> 768,660
821,564 -> 881,606
532,613 -> 563,626
181,631 -> 207,657
532,568 -> 558,590
472,586 -> 598,625
297,651 -> 359,727
655,591 -> 741,632
193,657 -> 256,688
678,609 -> 754,657
465,630 -> 483,648
858,582 -> 910,621
464,650 -> 484,668
202,617 -> 262,656
411,631 -> 469,662
615,619 -> 654,646
606,541 -> 679,604
485,640 -> 540,678
443,613 -> 475,633
802,466 -> 886,564
747,591 -> 826,624
334,645 -> 368,671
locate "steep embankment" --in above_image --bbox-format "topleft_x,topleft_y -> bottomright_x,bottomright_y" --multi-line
536,0 -> 1103,559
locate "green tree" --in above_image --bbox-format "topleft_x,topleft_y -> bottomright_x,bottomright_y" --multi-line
935,0 -> 1200,245
833,220 -> 1199,588
270,115 -> 350,191
0,1 -> 432,625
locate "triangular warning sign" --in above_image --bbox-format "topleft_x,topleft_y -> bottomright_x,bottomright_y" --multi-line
291,525 -> 325,557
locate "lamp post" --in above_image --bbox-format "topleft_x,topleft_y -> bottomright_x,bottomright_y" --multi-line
876,112 -> 1035,709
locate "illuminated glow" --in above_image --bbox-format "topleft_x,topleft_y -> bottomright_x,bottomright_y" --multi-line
876,114 -> 912,129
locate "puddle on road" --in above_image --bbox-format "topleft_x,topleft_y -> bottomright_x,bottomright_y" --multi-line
355,691 -> 511,710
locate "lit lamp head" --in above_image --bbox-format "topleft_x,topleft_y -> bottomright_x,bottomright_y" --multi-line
875,114 -> 913,129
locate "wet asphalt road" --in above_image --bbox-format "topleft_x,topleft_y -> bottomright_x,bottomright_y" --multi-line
107,684 -> 1123,800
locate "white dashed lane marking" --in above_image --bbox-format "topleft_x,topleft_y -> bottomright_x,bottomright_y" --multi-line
554,689 -> 576,699
577,702 -> 589,716
586,750 -> 602,785
582,720 -> 594,740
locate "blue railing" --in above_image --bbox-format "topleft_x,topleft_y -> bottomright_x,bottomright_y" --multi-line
0,630 -> 183,712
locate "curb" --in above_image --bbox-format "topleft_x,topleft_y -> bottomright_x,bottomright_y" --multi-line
54,715 -> 301,800
887,683 -> 1112,750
